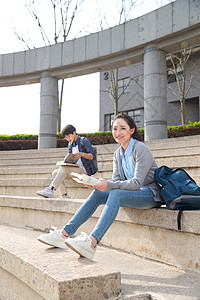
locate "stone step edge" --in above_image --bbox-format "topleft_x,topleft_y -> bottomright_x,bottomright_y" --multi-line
1,195 -> 200,235
0,161 -> 114,169
0,224 -> 121,300
1,134 -> 200,155
1,172 -> 200,187
122,293 -> 164,300
1,147 -> 200,161
0,163 -> 199,176
0,178 -> 93,189
1,157 -> 200,168
1,134 -> 200,158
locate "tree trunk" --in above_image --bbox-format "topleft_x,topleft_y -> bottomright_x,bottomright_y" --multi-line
114,98 -> 118,116
113,69 -> 119,116
180,96 -> 186,125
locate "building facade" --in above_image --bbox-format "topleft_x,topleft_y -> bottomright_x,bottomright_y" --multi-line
99,50 -> 200,131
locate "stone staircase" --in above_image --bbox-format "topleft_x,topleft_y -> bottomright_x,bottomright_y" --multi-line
1,135 -> 200,299
0,145 -> 116,198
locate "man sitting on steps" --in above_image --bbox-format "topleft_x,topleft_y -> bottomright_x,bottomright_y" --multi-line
37,124 -> 98,199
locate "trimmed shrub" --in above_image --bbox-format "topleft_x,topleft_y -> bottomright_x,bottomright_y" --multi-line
0,121 -> 199,150
0,134 -> 38,141
168,126 -> 200,138
0,140 -> 38,151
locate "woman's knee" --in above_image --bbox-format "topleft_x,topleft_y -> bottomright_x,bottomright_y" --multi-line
107,189 -> 121,201
90,189 -> 103,200
87,189 -> 108,205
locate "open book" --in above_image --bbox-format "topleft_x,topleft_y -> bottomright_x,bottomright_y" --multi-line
56,153 -> 79,166
71,172 -> 101,186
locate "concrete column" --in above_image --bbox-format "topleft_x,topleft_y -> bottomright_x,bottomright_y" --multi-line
144,45 -> 167,141
199,96 -> 200,120
38,73 -> 58,149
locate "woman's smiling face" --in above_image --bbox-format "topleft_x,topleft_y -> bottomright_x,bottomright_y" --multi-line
112,118 -> 135,150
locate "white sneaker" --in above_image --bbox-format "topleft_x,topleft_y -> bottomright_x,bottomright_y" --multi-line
65,232 -> 96,260
38,226 -> 68,249
61,193 -> 71,199
37,187 -> 54,198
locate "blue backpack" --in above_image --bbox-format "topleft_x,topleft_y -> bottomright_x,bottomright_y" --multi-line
155,165 -> 200,230
79,137 -> 98,170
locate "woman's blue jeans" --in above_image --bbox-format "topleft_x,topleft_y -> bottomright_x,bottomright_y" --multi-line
63,187 -> 161,243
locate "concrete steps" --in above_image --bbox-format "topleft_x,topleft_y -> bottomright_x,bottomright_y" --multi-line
1,194 -> 200,273
0,166 -> 54,179
146,136 -> 200,185
1,224 -> 200,300
0,224 -> 121,300
0,145 -> 116,197
1,135 -> 200,299
1,135 -> 200,197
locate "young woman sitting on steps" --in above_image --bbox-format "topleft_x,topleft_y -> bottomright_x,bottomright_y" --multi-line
38,113 -> 163,259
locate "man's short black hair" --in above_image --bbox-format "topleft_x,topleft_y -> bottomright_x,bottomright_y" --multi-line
61,124 -> 76,137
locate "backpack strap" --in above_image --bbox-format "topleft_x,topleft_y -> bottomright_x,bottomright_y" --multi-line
80,137 -> 86,152
68,142 -> 72,152
68,138 -> 84,153
177,207 -> 185,230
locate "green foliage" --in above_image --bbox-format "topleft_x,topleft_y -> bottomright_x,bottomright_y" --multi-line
167,121 -> 200,131
0,134 -> 38,141
57,132 -> 63,139
78,131 -> 113,137
0,121 -> 199,141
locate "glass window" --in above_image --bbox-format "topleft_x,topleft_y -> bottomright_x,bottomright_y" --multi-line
104,113 -> 114,131
104,109 -> 141,131
167,65 -> 183,83
118,77 -> 130,95
167,70 -> 176,83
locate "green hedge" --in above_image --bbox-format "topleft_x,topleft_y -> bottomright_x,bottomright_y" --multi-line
0,131 -> 115,141
0,134 -> 38,141
168,121 -> 200,131
0,130 -> 144,141
0,121 -> 199,142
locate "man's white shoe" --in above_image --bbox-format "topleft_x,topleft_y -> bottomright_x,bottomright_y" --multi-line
37,187 -> 54,198
61,193 -> 71,199
65,232 -> 96,260
38,226 -> 68,249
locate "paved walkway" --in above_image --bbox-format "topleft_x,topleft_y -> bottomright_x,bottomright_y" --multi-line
1,225 -> 200,300
96,246 -> 200,299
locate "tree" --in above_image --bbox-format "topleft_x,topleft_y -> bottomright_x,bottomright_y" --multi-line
102,69 -> 143,117
167,44 -> 200,125
96,0 -> 142,117
14,0 -> 86,132
97,0 -> 174,120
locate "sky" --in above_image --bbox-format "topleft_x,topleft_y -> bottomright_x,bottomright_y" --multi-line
0,0 -> 173,135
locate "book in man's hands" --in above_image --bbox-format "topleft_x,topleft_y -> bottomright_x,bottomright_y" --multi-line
71,172 -> 101,186
56,154 -> 79,166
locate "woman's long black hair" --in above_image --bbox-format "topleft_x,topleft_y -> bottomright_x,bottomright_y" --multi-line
112,113 -> 143,142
